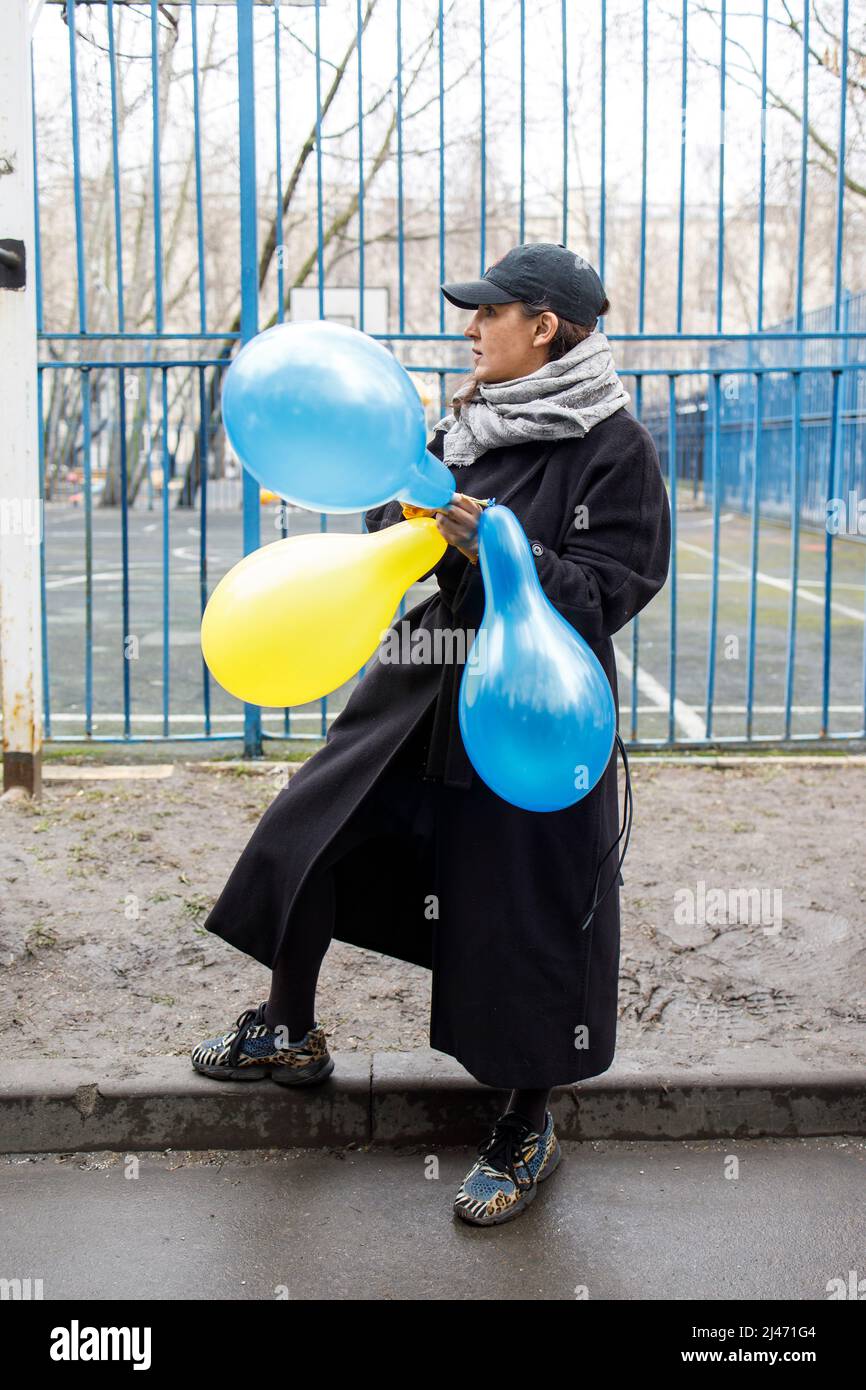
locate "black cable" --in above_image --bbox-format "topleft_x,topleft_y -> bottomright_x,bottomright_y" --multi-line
577,730 -> 633,932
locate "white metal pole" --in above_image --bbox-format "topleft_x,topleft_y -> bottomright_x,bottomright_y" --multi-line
0,0 -> 43,797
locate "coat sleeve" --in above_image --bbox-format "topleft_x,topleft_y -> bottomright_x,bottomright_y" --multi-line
363,498 -> 403,534
450,422 -> 671,646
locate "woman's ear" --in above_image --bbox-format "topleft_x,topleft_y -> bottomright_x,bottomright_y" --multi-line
534,311 -> 558,349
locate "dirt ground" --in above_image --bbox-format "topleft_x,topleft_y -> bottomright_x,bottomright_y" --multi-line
1,757 -> 864,1075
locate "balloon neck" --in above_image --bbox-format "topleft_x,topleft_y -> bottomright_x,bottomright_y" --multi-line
399,448 -> 455,511
479,507 -> 544,615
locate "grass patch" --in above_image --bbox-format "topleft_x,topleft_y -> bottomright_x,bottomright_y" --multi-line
25,922 -> 57,954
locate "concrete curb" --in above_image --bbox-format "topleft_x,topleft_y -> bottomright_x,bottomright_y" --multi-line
1,1054 -> 864,1152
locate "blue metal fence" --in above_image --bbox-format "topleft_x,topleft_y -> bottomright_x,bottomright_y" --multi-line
644,289 -> 866,523
30,0 -> 865,752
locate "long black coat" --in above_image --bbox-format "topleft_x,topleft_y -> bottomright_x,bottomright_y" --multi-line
203,408 -> 671,1088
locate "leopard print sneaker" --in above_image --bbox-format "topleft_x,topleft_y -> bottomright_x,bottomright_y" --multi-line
191,1002 -> 334,1086
453,1109 -> 561,1226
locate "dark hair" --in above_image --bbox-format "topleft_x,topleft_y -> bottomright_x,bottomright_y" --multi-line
450,295 -> 611,416
518,295 -> 611,360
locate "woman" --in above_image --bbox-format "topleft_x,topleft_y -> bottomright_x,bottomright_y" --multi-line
192,242 -> 672,1227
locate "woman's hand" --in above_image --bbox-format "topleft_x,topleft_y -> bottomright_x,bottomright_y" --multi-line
434,493 -> 482,564
401,494 -> 484,564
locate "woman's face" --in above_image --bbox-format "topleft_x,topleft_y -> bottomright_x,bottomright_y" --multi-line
463,301 -> 558,384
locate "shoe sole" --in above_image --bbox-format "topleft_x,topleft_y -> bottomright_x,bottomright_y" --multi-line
272,1057 -> 335,1087
192,1056 -> 335,1087
538,1138 -> 562,1182
453,1137 -> 562,1226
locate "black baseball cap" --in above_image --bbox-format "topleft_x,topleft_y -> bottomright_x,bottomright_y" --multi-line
441,242 -> 607,325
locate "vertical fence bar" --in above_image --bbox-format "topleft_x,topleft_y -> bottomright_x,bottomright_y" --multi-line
667,374 -> 678,744
745,372 -> 763,740
598,0 -> 606,290
198,366 -> 211,737
833,0 -> 849,331
716,0 -> 726,333
314,0 -> 324,320
756,0 -> 768,333
630,375 -> 643,740
117,369 -> 131,737
795,2 -> 809,332
561,0 -> 567,246
783,371 -> 802,740
676,0 -> 687,333
438,0 -> 445,334
106,0 -> 125,334
66,0 -> 87,334
82,367 -> 94,737
705,373 -> 721,737
480,0 -> 486,270
150,0 -> 164,333
145,365 -> 155,510
638,0 -> 647,332
821,371 -> 841,738
273,0 -> 285,322
160,366 -> 170,738
38,369 -> 50,741
396,0 -> 405,331
191,0 -> 208,332
237,0 -> 262,757
356,0 -> 365,332
519,0 -> 525,244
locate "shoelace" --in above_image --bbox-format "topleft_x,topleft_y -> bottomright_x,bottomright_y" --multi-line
475,1112 -> 540,1191
226,1002 -> 269,1067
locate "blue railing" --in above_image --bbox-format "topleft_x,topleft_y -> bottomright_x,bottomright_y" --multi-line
643,290 -> 866,528
30,0 -> 864,752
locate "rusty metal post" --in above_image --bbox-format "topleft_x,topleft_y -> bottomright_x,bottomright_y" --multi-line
0,0 -> 43,799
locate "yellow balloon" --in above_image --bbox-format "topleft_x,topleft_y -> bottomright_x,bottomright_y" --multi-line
200,517 -> 447,707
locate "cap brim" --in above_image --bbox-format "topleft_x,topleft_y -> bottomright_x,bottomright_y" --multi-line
440,279 -> 517,310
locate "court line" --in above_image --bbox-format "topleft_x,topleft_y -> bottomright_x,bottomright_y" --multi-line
686,511 -> 738,528
46,567 -> 204,590
631,755 -> 866,765
679,541 -> 865,623
614,646 -> 708,741
677,572 -> 865,591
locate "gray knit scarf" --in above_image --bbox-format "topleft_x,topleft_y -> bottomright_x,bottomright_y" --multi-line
431,329 -> 630,468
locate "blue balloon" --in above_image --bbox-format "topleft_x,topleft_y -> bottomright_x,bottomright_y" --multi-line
459,505 -> 616,812
222,320 -> 455,512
